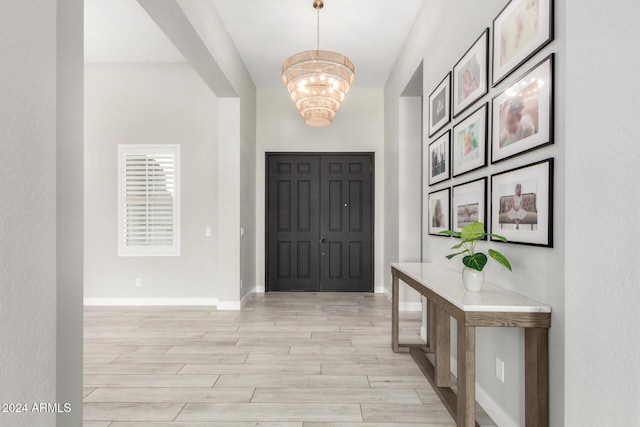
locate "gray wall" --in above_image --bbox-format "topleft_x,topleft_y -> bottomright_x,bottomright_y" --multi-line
174,0 -> 257,302
57,0 -> 84,424
84,64 -> 221,301
564,0 -> 640,424
385,0 -> 565,424
0,0 -> 83,425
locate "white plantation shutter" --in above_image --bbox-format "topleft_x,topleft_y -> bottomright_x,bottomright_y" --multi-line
118,145 -> 180,256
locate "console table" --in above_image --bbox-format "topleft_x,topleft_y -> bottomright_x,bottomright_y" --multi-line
391,263 -> 551,427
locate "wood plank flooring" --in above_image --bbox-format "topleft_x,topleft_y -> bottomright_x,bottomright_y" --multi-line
84,292 -> 495,426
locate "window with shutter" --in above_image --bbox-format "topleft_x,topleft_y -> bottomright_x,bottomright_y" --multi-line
117,145 -> 180,256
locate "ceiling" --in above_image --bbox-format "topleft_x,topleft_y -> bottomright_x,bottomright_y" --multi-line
84,0 -> 186,63
85,0 -> 425,88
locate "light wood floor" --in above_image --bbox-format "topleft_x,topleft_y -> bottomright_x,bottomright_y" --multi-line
83,292 -> 496,426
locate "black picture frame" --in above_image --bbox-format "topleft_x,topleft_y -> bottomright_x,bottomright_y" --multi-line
491,54 -> 554,164
452,103 -> 488,177
428,73 -> 451,137
490,158 -> 554,247
427,187 -> 451,236
427,131 -> 451,186
452,177 -> 487,234
492,0 -> 554,87
453,28 -> 489,118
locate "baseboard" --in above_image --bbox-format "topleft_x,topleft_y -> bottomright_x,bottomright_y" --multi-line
255,285 -> 265,293
216,300 -> 241,311
449,355 -> 519,427
240,286 -> 257,307
399,302 -> 422,312
375,286 -> 386,294
83,298 -> 218,306
383,289 -> 392,300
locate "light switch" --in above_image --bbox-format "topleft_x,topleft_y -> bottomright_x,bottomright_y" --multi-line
204,227 -> 212,237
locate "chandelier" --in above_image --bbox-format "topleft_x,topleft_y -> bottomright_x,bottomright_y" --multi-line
282,0 -> 355,127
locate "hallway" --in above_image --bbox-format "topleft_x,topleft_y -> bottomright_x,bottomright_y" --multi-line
83,293 -> 495,426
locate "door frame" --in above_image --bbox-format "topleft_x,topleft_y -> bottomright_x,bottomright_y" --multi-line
265,152 -> 375,292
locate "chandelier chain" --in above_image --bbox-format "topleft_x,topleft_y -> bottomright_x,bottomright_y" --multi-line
316,7 -> 320,51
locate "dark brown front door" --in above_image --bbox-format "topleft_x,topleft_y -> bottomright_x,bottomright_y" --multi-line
267,153 -> 374,292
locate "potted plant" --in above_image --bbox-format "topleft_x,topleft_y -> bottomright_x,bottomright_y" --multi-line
439,222 -> 512,292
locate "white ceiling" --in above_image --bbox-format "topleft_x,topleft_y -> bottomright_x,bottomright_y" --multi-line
84,0 -> 186,63
209,0 -> 424,88
84,0 -> 425,88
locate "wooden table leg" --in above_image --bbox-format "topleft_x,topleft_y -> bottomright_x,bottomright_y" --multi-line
435,305 -> 450,387
525,328 -> 548,427
428,300 -> 437,353
457,322 -> 476,427
391,271 -> 399,353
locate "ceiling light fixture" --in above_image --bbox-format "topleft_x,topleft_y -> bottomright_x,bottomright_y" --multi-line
281,0 -> 355,127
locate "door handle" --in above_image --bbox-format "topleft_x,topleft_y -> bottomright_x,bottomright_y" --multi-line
320,238 -> 326,243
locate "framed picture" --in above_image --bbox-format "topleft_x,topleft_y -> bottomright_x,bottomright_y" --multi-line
452,178 -> 487,233
427,188 -> 451,236
427,131 -> 450,186
453,29 -> 489,117
428,73 -> 451,137
492,0 -> 554,86
490,158 -> 553,247
453,103 -> 488,177
491,54 -> 554,163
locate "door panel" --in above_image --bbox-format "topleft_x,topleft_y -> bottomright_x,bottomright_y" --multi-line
267,155 -> 321,291
267,153 -> 373,292
320,155 -> 373,292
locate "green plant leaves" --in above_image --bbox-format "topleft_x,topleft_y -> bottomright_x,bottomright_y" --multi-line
439,222 -> 513,274
461,222 -> 485,241
463,253 -> 487,271
446,250 -> 468,259
488,249 -> 512,271
487,233 -> 508,243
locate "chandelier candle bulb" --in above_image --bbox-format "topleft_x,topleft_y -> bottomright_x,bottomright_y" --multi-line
282,0 -> 355,127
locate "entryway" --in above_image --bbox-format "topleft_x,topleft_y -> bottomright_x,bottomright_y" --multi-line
266,153 -> 374,292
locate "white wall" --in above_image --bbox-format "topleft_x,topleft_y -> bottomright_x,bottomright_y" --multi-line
84,64 -> 222,302
564,0 -> 640,425
57,0 -> 85,424
255,87 -> 385,292
1,0 -> 83,425
385,1 -> 565,425
173,0 -> 258,301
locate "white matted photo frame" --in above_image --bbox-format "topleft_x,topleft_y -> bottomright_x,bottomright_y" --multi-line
492,0 -> 554,86
452,178 -> 487,234
427,187 -> 451,236
427,131 -> 451,186
453,103 -> 488,177
428,73 -> 451,137
453,29 -> 489,118
492,54 -> 554,163
491,158 -> 553,247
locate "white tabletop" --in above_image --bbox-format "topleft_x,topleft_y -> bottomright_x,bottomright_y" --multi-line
391,263 -> 551,313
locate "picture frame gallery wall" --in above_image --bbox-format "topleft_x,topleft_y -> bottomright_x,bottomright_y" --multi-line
423,0 -> 556,248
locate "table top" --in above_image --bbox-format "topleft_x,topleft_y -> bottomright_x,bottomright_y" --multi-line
391,263 -> 551,313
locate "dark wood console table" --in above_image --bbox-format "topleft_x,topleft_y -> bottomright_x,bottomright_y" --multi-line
391,263 -> 551,427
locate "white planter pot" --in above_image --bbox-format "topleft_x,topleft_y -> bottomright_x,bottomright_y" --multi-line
462,267 -> 485,292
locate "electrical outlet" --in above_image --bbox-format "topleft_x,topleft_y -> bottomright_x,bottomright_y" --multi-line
495,357 -> 505,383
135,278 -> 142,287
